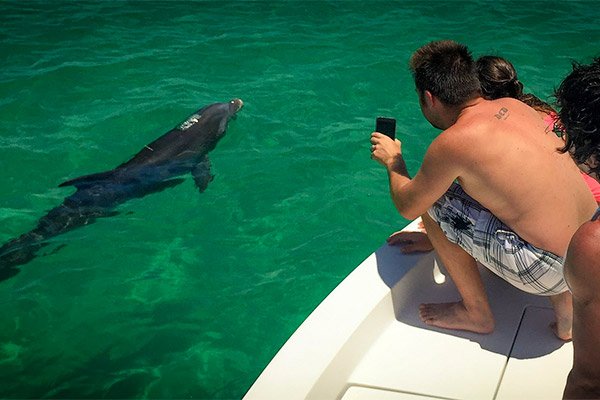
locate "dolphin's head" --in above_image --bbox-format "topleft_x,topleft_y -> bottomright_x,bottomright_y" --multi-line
178,99 -> 244,145
228,98 -> 244,116
204,98 -> 243,120
216,98 -> 243,137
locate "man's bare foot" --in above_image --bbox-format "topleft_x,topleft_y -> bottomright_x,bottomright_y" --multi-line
549,292 -> 573,341
387,231 -> 434,253
419,301 -> 495,334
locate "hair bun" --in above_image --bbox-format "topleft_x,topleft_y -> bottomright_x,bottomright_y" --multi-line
505,78 -> 524,97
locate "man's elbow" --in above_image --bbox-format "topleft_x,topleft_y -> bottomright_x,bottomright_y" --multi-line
394,203 -> 422,221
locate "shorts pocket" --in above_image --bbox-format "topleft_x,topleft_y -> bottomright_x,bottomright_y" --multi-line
494,230 -> 524,254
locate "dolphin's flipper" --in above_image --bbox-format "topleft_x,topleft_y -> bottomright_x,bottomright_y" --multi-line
192,156 -> 214,193
138,178 -> 186,196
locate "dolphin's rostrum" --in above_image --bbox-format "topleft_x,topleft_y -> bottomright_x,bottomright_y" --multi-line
0,98 -> 243,280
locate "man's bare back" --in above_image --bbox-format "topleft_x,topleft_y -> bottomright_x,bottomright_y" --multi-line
445,97 -> 596,256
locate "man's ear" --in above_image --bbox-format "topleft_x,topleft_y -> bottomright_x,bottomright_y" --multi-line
424,90 -> 435,107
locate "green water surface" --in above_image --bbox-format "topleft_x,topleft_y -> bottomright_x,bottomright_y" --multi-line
0,1 -> 599,398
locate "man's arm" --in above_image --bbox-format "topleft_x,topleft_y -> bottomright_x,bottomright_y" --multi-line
371,131 -> 464,220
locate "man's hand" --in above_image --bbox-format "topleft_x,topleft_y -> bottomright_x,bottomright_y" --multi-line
370,132 -> 402,169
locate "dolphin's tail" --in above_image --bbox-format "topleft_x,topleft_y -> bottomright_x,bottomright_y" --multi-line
0,230 -> 46,267
0,202 -> 113,281
0,230 -> 48,271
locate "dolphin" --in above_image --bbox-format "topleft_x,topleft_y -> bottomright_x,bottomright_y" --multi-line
0,98 -> 243,280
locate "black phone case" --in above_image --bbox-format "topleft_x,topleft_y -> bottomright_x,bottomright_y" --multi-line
376,117 -> 396,140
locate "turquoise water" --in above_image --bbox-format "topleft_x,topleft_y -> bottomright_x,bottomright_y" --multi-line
1,1 -> 599,398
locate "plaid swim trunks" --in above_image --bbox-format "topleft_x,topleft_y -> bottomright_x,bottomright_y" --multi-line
427,183 -> 567,296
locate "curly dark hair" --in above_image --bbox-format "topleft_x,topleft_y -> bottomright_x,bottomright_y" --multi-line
555,58 -> 600,175
409,40 -> 481,106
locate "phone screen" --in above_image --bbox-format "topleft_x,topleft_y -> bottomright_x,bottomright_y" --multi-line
376,117 -> 396,140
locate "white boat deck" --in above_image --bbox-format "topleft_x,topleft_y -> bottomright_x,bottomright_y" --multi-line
244,220 -> 572,400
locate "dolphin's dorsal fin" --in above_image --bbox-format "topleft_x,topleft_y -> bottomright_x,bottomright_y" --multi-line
58,170 -> 115,189
192,156 -> 214,193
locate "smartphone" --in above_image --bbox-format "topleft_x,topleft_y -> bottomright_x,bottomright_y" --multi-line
376,117 -> 396,140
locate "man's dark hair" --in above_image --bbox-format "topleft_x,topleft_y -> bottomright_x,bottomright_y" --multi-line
409,40 -> 481,106
556,57 -> 600,175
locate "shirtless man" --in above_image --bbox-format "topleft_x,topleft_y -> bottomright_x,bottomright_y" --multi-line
557,58 -> 600,399
370,40 -> 597,340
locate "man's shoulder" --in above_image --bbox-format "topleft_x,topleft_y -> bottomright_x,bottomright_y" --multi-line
572,217 -> 600,251
462,97 -> 525,120
567,217 -> 600,290
450,98 -> 535,139
437,115 -> 491,147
